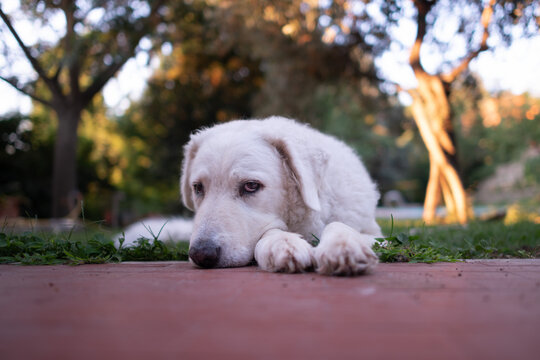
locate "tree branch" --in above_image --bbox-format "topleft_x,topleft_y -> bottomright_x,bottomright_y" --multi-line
0,75 -> 52,107
80,0 -> 166,107
52,63 -> 63,82
80,58 -> 127,107
0,7 -> 64,102
409,0 -> 435,73
63,2 -> 81,98
441,0 -> 495,83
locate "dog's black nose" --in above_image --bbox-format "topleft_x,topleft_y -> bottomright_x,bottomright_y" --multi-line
189,241 -> 221,268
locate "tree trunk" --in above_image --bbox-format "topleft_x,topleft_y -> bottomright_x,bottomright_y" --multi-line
51,106 -> 81,218
423,154 -> 442,221
409,72 -> 469,224
406,0 -> 497,224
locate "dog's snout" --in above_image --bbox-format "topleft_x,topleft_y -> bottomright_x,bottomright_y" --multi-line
189,241 -> 221,268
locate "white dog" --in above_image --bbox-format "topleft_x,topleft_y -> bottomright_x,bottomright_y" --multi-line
181,116 -> 381,275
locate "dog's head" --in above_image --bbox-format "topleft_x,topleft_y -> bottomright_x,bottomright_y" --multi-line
180,120 -> 321,268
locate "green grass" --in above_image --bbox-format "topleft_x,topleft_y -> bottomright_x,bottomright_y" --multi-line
0,227 -> 189,265
0,220 -> 538,265
375,219 -> 540,263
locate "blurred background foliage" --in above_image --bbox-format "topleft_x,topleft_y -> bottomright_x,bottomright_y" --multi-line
1,0 -> 539,224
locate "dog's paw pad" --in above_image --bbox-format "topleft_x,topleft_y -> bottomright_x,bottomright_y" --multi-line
255,231 -> 313,273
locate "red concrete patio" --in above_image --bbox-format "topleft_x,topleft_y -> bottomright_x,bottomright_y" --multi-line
1,259 -> 539,360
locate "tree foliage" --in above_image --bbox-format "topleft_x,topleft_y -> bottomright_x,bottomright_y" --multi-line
0,0 -> 168,217
1,0 -> 538,222
114,0 -> 417,214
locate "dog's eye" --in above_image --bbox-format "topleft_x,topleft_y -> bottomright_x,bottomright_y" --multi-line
193,182 -> 204,196
240,181 -> 261,195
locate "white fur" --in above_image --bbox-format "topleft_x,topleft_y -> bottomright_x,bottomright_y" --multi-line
314,222 -> 378,275
254,229 -> 314,273
181,116 -> 381,275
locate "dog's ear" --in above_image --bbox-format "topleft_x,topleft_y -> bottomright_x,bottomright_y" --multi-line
180,135 -> 200,211
267,137 -> 322,212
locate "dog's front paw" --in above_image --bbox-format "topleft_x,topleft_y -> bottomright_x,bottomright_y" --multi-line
314,222 -> 378,276
255,230 -> 313,273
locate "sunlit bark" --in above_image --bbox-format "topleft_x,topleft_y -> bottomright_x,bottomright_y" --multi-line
423,156 -> 442,222
409,82 -> 468,224
408,0 -> 495,224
